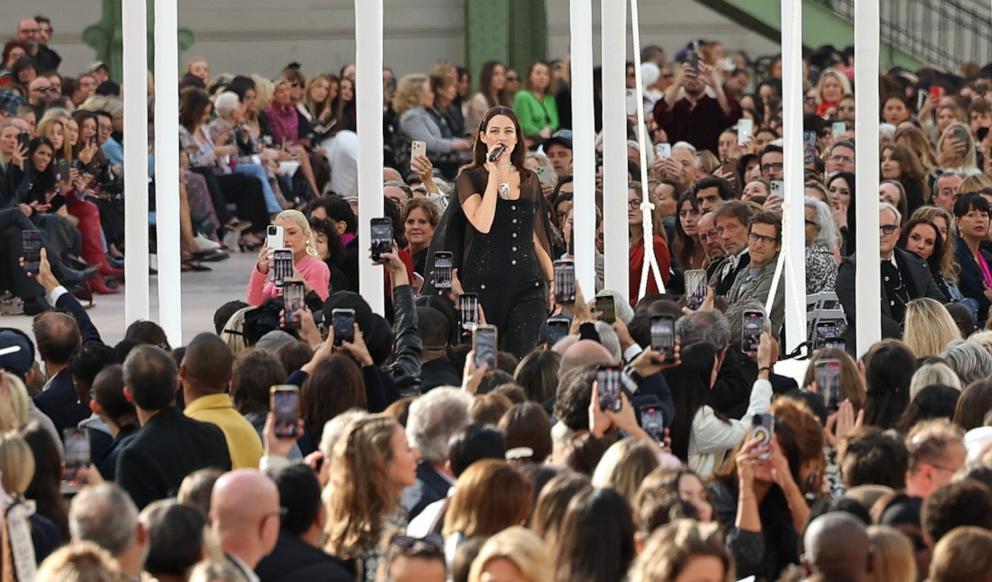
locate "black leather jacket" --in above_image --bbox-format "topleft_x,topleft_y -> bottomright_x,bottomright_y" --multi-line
385,284 -> 423,395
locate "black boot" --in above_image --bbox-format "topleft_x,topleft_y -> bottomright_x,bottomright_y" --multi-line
23,295 -> 53,315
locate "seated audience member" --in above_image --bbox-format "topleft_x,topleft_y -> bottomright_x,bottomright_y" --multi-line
837,203 -> 946,342
180,333 -> 264,469
801,512 -> 872,580
709,200 -> 754,296
116,345 -> 232,509
467,527 -> 553,582
417,306 -> 460,392
904,421 -> 965,500
954,193 -> 992,324
927,526 -> 992,582
724,212 -> 785,350
804,196 -> 840,294
628,520 -> 732,582
256,464 -> 352,581
68,483 -> 148,581
401,387 -> 473,519
697,211 -> 726,269
247,210 -> 331,306
210,470 -> 282,580
35,542 -> 126,581
375,532 -> 447,582
140,500 -> 211,582
89,365 -> 139,480
921,479 -> 992,546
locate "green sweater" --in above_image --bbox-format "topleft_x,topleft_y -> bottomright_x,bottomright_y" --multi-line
512,90 -> 559,138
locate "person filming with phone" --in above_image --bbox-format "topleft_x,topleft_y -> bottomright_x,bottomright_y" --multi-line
247,210 -> 330,306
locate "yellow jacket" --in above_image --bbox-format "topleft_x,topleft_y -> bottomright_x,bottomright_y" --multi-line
184,393 -> 263,469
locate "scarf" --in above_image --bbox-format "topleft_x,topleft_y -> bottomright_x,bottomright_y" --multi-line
265,103 -> 299,147
5,495 -> 37,582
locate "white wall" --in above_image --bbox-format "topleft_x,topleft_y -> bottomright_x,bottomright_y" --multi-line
6,0 -> 778,80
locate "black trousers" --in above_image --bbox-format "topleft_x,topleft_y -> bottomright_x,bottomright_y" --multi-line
190,168 -> 270,234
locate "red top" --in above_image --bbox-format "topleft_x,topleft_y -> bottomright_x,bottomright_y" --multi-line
629,234 -> 672,305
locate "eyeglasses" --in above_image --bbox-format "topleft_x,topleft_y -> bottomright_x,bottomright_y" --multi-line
761,162 -> 784,172
838,106 -> 855,112
506,76 -> 518,82
33,86 -> 56,94
831,155 -> 855,164
880,224 -> 899,234
628,199 -> 642,208
748,232 -> 777,245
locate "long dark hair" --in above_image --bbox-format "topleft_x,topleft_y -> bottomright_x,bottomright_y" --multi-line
663,342 -> 718,461
179,88 -> 211,133
827,171 -> 857,254
479,60 -> 509,108
471,106 -> 528,174
22,136 -> 57,198
554,488 -> 635,582
673,191 -> 701,269
863,339 -> 915,430
898,217 -> 945,279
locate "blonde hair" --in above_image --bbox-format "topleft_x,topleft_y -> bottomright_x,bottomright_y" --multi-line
274,209 -> 318,257
902,298 -> 962,358
629,520 -> 733,582
35,542 -> 126,582
0,372 -> 30,431
591,439 -> 660,505
37,117 -> 72,161
816,68 -> 852,104
220,307 -> 252,355
303,73 -> 333,117
0,432 -> 35,494
393,74 -> 429,117
909,361 -> 962,400
866,526 -> 916,582
251,74 -> 275,113
928,526 -> 992,581
958,174 -> 992,194
325,414 -> 403,558
968,330 -> 992,356
468,527 -> 554,582
937,123 -> 978,171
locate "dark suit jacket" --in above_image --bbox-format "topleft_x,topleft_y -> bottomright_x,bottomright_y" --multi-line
116,407 -> 232,509
709,251 -> 750,297
955,237 -> 992,324
34,368 -> 90,434
836,247 -> 947,342
419,357 -> 461,393
406,462 -> 453,520
256,533 -> 354,582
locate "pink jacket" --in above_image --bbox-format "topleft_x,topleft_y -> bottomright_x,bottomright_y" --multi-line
247,254 -> 331,306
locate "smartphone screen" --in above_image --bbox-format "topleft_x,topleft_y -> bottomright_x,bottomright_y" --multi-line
370,218 -> 393,263
684,269 -> 707,310
22,230 -> 42,275
332,308 -> 355,345
272,249 -> 294,288
639,405 -> 664,443
283,281 -> 305,328
270,386 -> 300,438
741,310 -> 764,353
815,359 -> 843,411
597,366 -> 623,413
752,413 -> 774,460
433,251 -> 453,289
824,338 -> 847,351
57,159 -> 70,180
547,316 -> 570,346
650,315 -> 676,362
595,295 -> 616,324
815,322 -> 838,349
473,325 -> 498,370
554,260 -> 576,304
831,121 -> 846,138
63,428 -> 90,483
17,133 -> 29,151
737,119 -> 753,145
460,293 -> 479,331
803,131 -> 817,164
625,89 -> 638,116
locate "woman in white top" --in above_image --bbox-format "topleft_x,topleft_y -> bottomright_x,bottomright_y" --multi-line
663,332 -> 774,477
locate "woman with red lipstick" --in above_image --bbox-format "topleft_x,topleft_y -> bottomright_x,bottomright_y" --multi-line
954,193 -> 992,324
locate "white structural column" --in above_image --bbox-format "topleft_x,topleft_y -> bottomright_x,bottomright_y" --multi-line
778,0 -> 806,351
122,0 -> 150,325
600,0 -> 629,299
854,0 -> 881,357
629,0 -> 665,299
355,0 -> 385,314
155,0 -> 182,346
569,0 -> 596,295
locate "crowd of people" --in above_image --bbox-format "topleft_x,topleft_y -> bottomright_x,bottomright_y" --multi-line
8,11 -> 992,582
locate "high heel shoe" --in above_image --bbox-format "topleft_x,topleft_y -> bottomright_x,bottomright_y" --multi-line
99,262 -> 125,277
61,265 -> 100,286
88,275 -> 121,295
69,284 -> 95,309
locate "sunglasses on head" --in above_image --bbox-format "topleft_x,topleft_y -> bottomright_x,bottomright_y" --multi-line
389,534 -> 444,555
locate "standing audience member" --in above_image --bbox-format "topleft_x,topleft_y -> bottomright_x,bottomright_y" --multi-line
210,469 -> 282,580
68,483 -> 148,581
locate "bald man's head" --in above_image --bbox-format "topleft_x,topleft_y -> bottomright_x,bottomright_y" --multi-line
803,512 -> 870,580
210,470 -> 280,567
559,340 -> 615,377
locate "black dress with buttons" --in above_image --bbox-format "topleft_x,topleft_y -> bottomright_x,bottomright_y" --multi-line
454,166 -> 552,357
